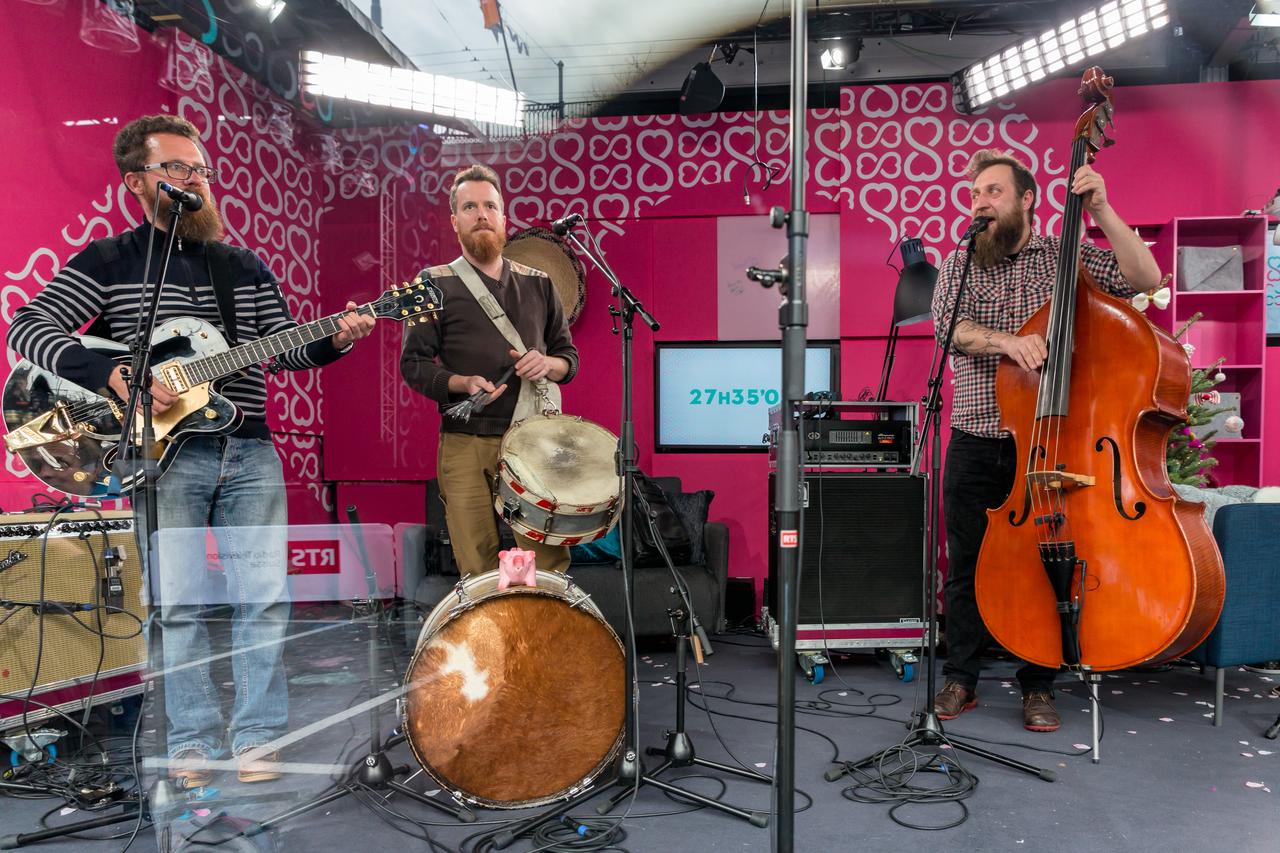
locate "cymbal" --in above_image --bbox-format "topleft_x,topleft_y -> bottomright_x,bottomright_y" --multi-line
503,226 -> 586,325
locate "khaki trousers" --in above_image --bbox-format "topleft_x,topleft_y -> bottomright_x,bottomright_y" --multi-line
436,431 -> 571,578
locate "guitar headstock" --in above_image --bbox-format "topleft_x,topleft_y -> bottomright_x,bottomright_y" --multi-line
1074,66 -> 1116,162
375,279 -> 445,326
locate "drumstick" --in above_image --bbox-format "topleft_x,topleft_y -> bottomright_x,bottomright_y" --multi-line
443,364 -> 516,422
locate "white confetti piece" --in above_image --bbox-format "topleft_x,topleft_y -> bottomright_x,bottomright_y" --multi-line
426,789 -> 440,796
1172,691 -> 1188,696
1159,717 -> 1174,722
690,684 -> 701,690
1126,731 -> 1137,735
1073,743 -> 1089,750
1243,753 -> 1255,758
838,692 -> 848,697
940,744 -> 952,750
1246,781 -> 1266,789
1148,680 -> 1159,684
1237,687 -> 1251,692
755,762 -> 767,769
1001,682 -> 1013,688
1262,677 -> 1274,682
1111,690 -> 1124,695
1203,713 -> 1214,718
1259,751 -> 1274,756
60,807 -> 76,816
1240,741 -> 1251,745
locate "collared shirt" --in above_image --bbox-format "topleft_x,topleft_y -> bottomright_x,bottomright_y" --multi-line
931,233 -> 1136,438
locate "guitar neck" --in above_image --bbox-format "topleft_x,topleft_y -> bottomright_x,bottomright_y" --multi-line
183,305 -> 374,385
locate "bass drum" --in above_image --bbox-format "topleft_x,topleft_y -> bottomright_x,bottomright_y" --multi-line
494,413 -> 621,546
401,570 -> 625,808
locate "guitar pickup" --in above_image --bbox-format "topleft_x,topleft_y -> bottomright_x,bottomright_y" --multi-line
155,361 -> 191,394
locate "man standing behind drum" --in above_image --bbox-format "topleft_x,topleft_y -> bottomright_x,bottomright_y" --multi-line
401,164 -> 579,576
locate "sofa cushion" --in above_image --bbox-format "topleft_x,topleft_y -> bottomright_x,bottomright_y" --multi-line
667,488 -> 713,566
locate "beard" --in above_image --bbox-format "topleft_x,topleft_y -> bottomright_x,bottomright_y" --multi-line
140,184 -> 225,243
459,225 -> 506,265
971,206 -> 1028,269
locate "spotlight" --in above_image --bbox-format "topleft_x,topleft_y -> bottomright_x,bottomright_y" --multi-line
268,0 -> 286,22
819,37 -> 861,71
953,0 -> 1171,113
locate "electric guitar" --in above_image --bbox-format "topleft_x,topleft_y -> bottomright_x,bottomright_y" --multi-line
2,281 -> 443,496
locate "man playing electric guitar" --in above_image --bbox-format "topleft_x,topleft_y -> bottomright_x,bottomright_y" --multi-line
6,114 -> 374,786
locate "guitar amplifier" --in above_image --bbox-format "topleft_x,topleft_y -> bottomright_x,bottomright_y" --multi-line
0,511 -> 146,733
765,473 -> 926,650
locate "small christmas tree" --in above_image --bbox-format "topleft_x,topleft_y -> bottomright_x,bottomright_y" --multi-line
1166,313 -> 1237,487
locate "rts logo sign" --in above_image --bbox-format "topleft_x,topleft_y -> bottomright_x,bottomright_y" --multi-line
288,540 -> 341,575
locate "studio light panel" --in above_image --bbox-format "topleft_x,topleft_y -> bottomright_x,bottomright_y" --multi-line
957,0 -> 1170,111
300,51 -> 524,129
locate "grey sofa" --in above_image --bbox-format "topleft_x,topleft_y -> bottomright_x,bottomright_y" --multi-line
398,476 -> 728,645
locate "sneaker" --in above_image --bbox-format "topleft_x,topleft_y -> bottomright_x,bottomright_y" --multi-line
236,747 -> 282,783
934,681 -> 978,720
1022,689 -> 1061,732
169,748 -> 213,789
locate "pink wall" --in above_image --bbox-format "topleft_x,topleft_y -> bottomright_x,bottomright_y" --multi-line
3,0 -> 1278,604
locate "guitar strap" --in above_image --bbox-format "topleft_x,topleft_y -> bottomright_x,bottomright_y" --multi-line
448,257 -> 559,423
205,242 -> 239,346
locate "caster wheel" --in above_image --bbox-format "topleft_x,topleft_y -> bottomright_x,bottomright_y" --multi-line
899,662 -> 914,683
810,664 -> 825,684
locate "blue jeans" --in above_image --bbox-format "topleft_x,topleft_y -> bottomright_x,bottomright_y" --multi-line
141,435 -> 290,759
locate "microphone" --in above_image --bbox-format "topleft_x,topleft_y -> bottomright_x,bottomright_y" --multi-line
157,181 -> 204,211
962,216 -> 993,240
549,212 -> 584,236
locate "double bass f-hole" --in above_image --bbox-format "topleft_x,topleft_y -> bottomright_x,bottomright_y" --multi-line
1094,436 -> 1146,521
1008,444 -> 1047,527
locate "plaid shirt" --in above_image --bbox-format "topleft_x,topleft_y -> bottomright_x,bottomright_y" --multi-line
931,233 -> 1136,438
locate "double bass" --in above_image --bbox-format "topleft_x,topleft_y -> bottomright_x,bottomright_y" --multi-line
973,68 -> 1224,672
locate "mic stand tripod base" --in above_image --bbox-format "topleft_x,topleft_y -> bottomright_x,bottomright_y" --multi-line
593,608 -> 770,829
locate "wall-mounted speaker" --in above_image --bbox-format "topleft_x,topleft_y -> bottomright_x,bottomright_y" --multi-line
0,511 -> 145,732
679,62 -> 724,115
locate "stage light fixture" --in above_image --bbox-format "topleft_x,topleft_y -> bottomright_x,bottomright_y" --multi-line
953,0 -> 1171,113
820,42 -> 847,70
300,50 -> 525,129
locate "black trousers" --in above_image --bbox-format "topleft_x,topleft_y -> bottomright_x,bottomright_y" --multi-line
941,429 -> 1058,692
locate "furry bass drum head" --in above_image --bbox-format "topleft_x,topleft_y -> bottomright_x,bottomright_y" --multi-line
401,570 -> 624,808
503,226 -> 587,325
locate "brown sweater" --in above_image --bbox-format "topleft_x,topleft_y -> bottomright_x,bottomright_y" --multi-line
400,257 -> 579,435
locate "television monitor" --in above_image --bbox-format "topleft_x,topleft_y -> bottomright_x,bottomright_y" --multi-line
654,341 -> 840,452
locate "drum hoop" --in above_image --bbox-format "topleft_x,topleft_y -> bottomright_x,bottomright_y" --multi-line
497,461 -> 621,515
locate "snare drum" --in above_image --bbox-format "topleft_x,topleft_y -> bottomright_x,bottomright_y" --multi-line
401,570 -> 624,808
494,413 -> 621,546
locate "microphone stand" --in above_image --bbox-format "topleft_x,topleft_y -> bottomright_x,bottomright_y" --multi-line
4,199 -> 193,849
825,224 -> 1054,784
487,225 -> 656,848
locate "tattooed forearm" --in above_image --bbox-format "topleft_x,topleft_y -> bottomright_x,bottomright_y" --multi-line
951,319 -> 1008,356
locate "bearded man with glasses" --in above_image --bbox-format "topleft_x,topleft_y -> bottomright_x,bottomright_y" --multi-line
8,113 -> 375,788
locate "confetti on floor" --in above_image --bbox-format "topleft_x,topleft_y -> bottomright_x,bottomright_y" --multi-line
1126,730 -> 1137,735
1159,717 -> 1174,722
1073,743 -> 1089,750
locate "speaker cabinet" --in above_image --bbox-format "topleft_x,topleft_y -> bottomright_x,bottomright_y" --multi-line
0,511 -> 145,732
768,473 -> 925,646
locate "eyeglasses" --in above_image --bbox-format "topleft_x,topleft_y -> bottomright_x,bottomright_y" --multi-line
138,161 -> 218,184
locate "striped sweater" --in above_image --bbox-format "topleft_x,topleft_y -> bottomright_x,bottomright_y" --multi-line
7,222 -> 345,438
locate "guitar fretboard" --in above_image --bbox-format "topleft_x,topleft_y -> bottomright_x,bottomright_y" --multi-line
183,306 -> 374,385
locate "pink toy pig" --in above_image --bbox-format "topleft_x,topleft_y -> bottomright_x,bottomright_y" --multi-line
497,548 -> 538,590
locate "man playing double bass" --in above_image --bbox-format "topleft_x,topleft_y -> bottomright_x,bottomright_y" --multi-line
400,164 -> 579,577
930,148 -> 1161,732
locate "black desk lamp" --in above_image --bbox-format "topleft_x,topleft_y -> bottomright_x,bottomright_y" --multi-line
876,236 -> 938,401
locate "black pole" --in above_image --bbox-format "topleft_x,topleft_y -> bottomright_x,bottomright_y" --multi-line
771,3 -> 808,850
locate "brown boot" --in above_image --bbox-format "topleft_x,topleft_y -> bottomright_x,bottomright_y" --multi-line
1022,689 -> 1061,732
934,681 -> 977,720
